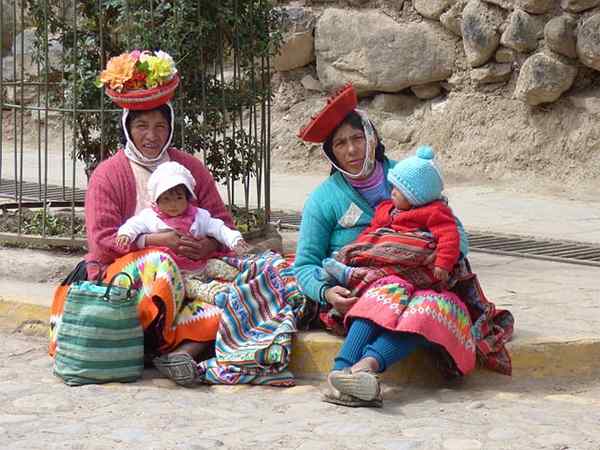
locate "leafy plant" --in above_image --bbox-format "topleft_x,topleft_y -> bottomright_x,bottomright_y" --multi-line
24,0 -> 284,194
0,207 -> 263,239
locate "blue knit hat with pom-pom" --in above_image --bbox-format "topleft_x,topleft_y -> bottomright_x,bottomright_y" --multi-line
387,145 -> 444,206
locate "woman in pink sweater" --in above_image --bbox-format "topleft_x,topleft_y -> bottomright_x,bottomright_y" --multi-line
50,102 -> 234,386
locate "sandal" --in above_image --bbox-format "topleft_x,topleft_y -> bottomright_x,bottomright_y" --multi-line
327,368 -> 381,402
322,388 -> 383,408
153,352 -> 198,386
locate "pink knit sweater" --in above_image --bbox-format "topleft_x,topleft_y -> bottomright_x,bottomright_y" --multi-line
84,148 -> 234,275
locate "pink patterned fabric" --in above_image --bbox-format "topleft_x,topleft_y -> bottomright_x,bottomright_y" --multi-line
346,274 -> 477,375
153,204 -> 196,235
84,148 -> 233,278
151,204 -> 218,272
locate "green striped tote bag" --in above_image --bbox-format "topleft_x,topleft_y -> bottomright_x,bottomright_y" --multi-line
54,272 -> 144,386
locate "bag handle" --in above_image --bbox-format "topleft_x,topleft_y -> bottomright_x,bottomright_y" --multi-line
103,272 -> 135,302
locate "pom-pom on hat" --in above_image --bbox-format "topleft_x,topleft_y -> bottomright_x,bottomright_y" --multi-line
148,161 -> 197,203
298,83 -> 358,143
387,145 -> 444,206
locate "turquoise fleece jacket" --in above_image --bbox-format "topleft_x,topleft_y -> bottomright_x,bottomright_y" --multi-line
294,158 -> 468,305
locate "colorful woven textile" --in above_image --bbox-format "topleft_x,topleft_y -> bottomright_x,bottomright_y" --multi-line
50,249 -> 221,357
452,259 -> 514,375
198,251 -> 306,385
328,229 -> 514,375
347,275 -> 476,375
335,228 -> 439,296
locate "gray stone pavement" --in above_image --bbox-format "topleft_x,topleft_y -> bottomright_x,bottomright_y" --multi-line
2,331 -> 600,450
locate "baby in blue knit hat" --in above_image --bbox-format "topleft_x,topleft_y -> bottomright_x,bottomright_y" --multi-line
322,145 -> 466,294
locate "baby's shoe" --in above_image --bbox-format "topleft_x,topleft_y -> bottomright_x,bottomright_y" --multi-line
185,279 -> 229,304
205,258 -> 240,281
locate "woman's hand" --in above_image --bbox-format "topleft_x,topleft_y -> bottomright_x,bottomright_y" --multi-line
433,266 -> 449,283
324,286 -> 358,315
424,251 -> 437,268
145,230 -> 182,250
144,232 -> 218,260
177,235 -> 219,260
115,235 -> 131,249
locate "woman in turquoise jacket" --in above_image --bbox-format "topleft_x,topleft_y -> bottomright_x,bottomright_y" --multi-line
294,84 -> 513,407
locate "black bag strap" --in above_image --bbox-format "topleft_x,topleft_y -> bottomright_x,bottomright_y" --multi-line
61,260 -> 106,285
103,272 -> 135,302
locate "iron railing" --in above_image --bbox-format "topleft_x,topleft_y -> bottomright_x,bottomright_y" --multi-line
0,0 -> 276,246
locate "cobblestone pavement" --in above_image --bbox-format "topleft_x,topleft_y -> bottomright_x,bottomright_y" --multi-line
1,331 -> 599,450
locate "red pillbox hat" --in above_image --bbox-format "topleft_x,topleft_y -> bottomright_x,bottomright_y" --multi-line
298,83 -> 358,143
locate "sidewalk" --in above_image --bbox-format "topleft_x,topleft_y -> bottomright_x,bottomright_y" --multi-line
1,173 -> 600,382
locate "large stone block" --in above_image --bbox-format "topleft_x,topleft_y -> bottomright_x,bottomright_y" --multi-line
560,0 -> 600,12
470,62 -> 512,83
516,0 -> 554,14
272,7 -> 316,72
577,14 -> 600,71
414,0 -> 455,19
315,9 -> 455,92
500,9 -> 539,53
515,53 -> 577,105
440,0 -> 467,36
545,16 -> 577,59
273,32 -> 315,72
462,0 -> 505,67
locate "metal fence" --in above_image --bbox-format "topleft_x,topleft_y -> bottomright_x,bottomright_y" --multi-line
0,0 -> 276,247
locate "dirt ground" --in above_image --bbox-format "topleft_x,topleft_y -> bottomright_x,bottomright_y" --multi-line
269,66 -> 600,202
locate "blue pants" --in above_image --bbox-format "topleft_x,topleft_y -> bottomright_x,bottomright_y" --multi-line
333,318 -> 428,372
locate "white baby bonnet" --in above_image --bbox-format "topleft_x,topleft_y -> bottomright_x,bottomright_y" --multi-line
148,161 -> 197,202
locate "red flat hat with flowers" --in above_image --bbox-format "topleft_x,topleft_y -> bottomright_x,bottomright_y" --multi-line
298,83 -> 358,143
96,50 -> 179,110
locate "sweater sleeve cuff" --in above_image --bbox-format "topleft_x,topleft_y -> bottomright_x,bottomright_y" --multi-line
135,234 -> 146,249
318,283 -> 332,307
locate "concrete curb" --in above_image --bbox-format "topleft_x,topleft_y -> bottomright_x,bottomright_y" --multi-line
3,298 -> 600,382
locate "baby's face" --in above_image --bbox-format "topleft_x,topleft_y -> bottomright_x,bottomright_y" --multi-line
156,185 -> 189,217
391,187 -> 412,210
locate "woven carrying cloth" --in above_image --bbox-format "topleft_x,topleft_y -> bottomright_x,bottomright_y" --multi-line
329,229 -> 515,376
54,272 -> 143,386
335,228 -> 441,296
198,251 -> 307,385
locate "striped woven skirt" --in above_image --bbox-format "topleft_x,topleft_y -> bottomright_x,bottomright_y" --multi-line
49,249 -> 221,357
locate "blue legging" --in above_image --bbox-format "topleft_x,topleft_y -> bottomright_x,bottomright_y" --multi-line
333,318 -> 428,372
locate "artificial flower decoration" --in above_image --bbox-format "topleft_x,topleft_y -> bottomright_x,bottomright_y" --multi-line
97,49 -> 178,93
98,52 -> 137,92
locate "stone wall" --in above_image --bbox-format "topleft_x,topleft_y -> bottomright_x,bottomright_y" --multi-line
273,1 -> 600,105
269,1 -> 600,191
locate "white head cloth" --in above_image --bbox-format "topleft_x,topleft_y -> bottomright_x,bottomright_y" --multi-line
323,109 -> 377,180
122,102 -> 175,172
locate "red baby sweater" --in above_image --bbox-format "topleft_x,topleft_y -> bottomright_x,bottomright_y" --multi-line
361,199 -> 460,272
84,148 -> 234,273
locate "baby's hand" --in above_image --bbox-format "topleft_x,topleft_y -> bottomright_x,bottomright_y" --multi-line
433,266 -> 449,283
233,239 -> 252,256
116,235 -> 131,249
